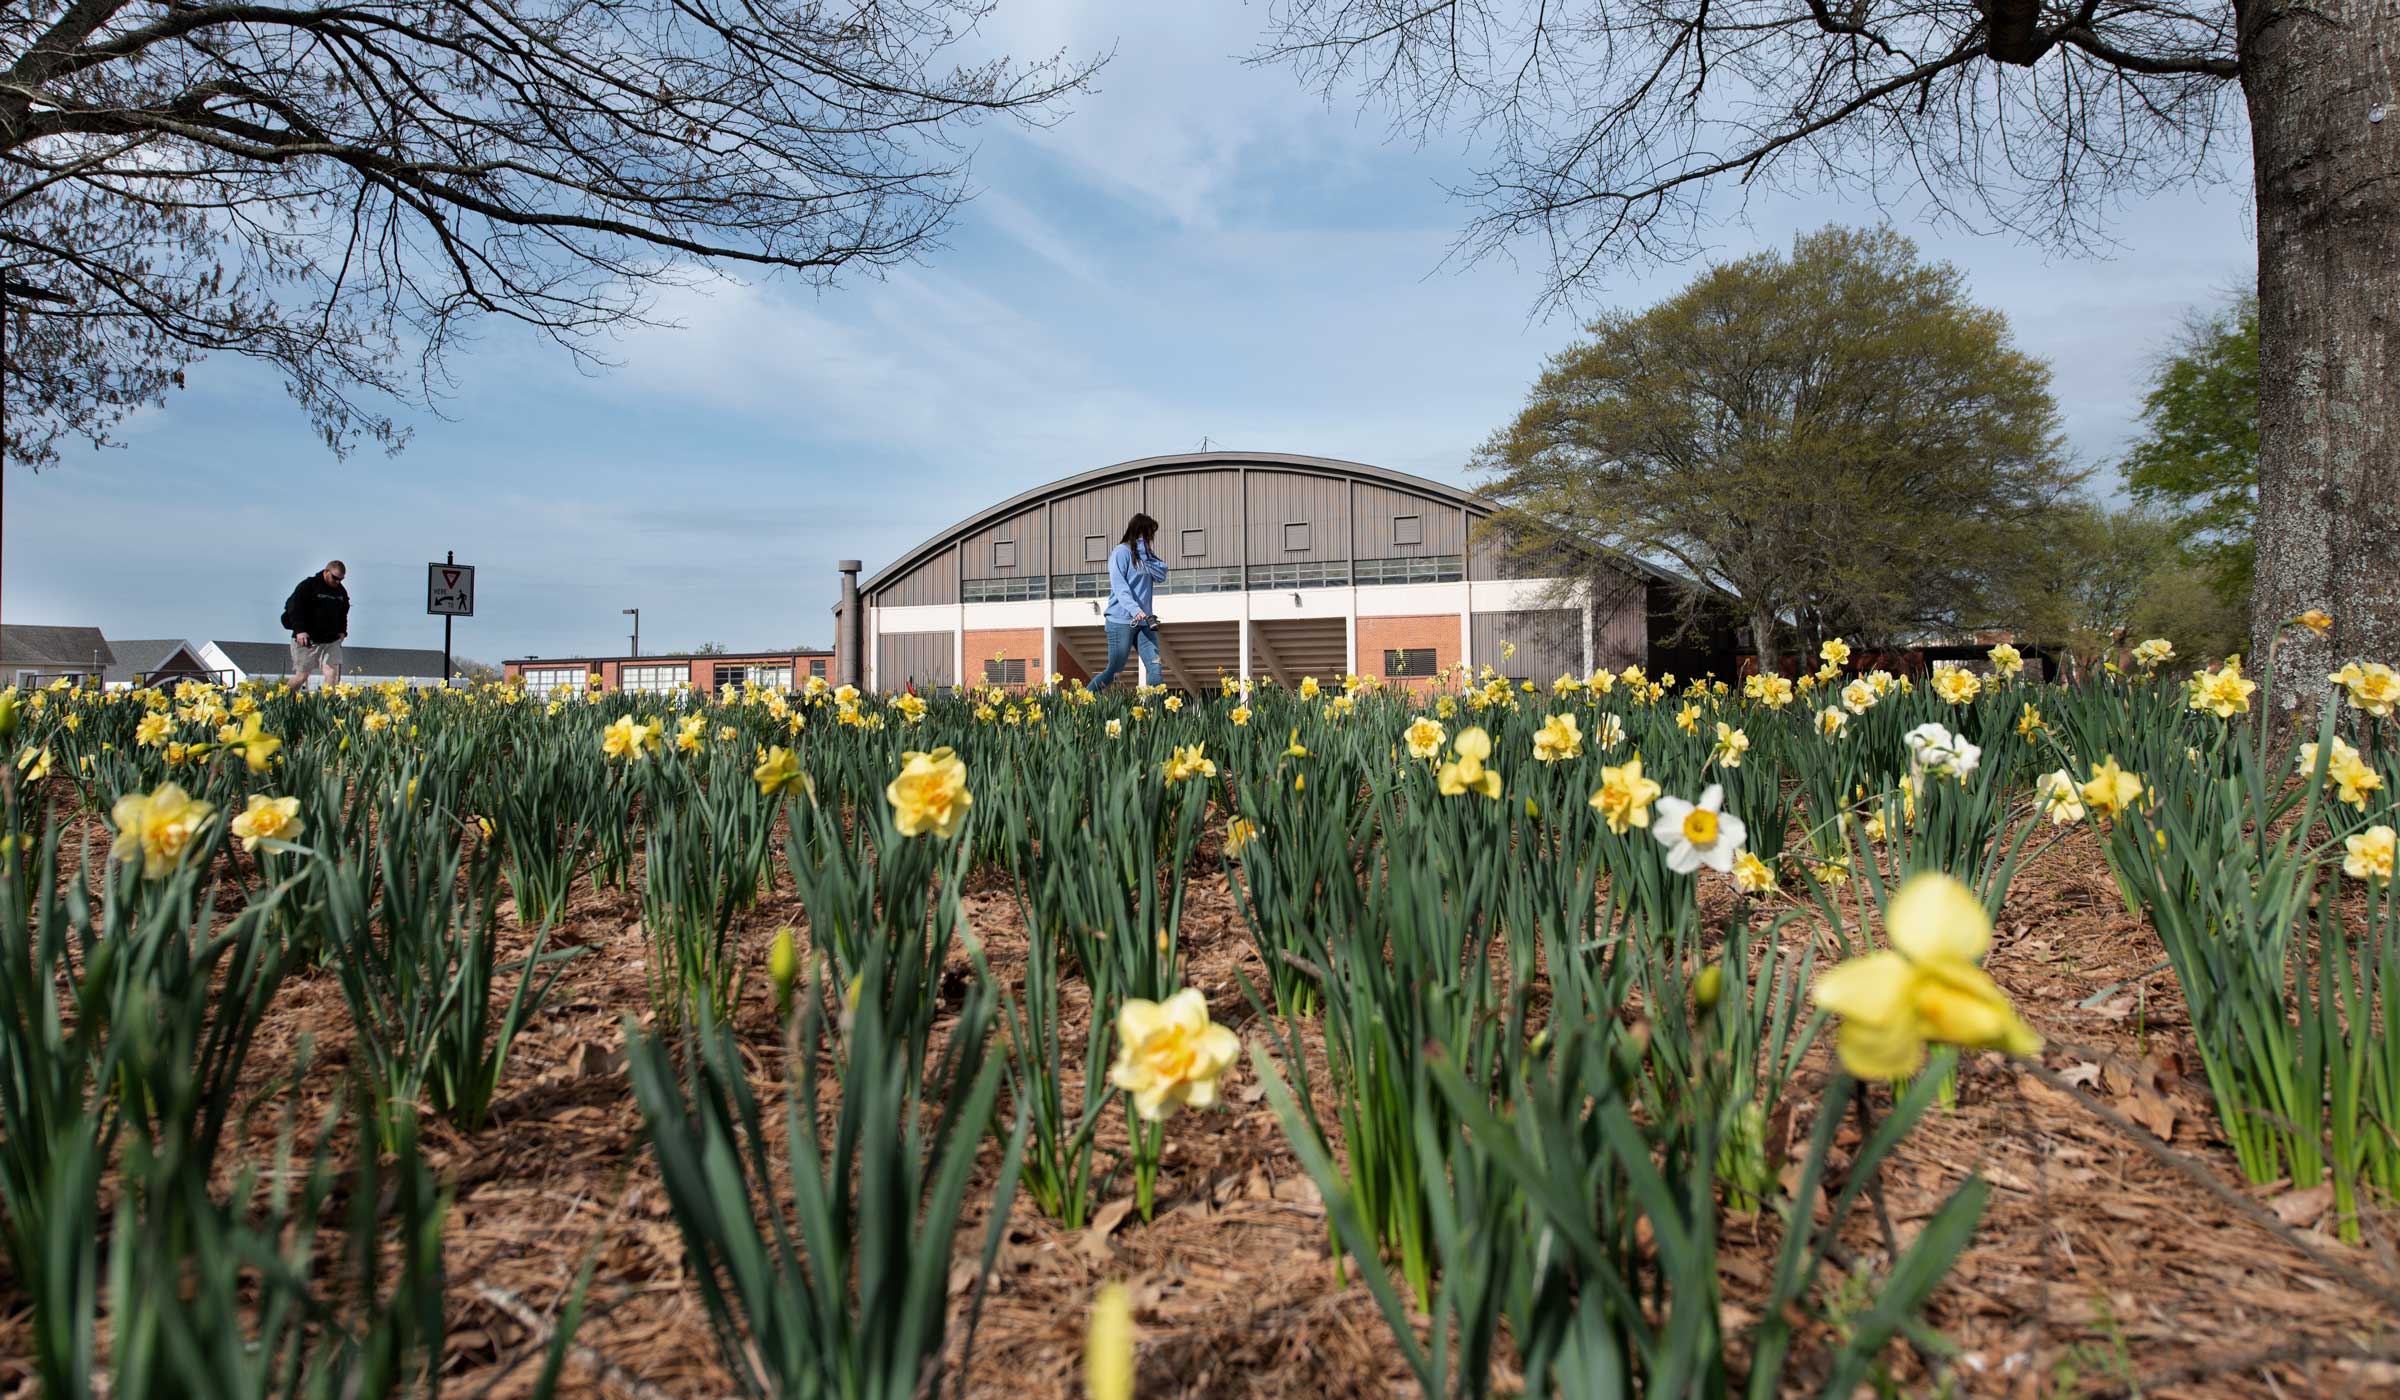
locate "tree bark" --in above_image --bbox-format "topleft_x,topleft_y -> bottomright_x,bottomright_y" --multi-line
2240,0 -> 2400,712
1750,604 -> 1782,677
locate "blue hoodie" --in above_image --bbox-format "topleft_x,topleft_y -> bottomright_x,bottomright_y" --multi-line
1105,539 -> 1169,625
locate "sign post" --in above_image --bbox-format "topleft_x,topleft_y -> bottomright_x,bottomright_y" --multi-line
426,554 -> 476,685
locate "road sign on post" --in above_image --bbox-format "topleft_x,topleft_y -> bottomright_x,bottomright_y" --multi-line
428,557 -> 474,686
427,562 -> 476,617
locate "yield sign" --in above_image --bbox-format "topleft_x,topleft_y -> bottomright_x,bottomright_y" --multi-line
426,561 -> 477,617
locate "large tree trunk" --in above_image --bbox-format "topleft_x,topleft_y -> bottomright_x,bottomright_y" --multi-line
2240,0 -> 2400,714
1749,604 -> 1781,677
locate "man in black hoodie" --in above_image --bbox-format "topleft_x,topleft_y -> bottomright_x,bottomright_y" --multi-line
281,560 -> 350,690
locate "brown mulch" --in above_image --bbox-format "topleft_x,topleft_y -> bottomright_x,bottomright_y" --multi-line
5,819 -> 2400,1399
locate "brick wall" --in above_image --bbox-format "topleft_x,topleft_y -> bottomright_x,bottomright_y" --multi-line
964,627 -> 1046,691
1357,614 -> 1461,694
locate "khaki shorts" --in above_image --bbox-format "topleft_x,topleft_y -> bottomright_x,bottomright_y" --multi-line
291,637 -> 344,675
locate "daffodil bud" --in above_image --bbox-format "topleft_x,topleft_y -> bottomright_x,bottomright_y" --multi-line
1693,963 -> 1723,1012
0,690 -> 16,744
767,927 -> 798,1013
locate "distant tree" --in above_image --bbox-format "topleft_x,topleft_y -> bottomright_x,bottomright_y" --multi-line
454,657 -> 501,684
1476,226 -> 2076,672
2013,504 -> 2178,673
2125,565 -> 2251,674
690,642 -> 730,656
2124,294 -> 2258,604
2,0 -> 1101,466
1257,0 -> 2397,708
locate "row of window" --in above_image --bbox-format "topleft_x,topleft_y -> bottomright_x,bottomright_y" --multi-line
960,555 -> 1468,603
985,516 -> 1435,572
516,659 -> 827,695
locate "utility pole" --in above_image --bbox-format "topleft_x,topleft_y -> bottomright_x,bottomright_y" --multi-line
624,608 -> 640,658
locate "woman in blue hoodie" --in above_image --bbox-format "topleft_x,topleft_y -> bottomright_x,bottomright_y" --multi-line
1091,513 -> 1168,689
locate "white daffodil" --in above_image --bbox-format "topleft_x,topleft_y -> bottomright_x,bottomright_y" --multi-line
1903,722 -> 1982,781
1651,783 -> 1747,875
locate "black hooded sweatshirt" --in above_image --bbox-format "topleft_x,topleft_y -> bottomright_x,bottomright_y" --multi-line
281,573 -> 350,641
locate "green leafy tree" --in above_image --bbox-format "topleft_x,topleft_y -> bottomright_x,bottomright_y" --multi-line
2124,294 -> 2258,604
1476,226 -> 2077,671
1259,0 -> 2399,707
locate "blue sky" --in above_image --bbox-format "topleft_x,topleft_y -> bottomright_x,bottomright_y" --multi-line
2,2 -> 2255,666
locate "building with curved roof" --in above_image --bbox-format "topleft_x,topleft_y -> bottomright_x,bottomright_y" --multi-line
832,450 -> 1733,693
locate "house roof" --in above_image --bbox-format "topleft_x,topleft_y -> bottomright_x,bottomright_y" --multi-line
0,625 -> 115,670
102,639 -> 210,687
212,640 -> 450,678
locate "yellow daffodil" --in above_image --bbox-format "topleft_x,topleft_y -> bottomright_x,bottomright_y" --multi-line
16,745 -> 54,783
1732,850 -> 1777,895
2080,757 -> 2143,821
136,712 -> 172,747
1675,703 -> 1701,734
1284,729 -> 1309,760
602,714 -> 660,759
1930,665 -> 1981,706
110,782 -> 216,878
1840,678 -> 1877,714
2293,609 -> 2334,636
1107,988 -> 1239,1121
2015,702 -> 2046,739
1811,872 -> 2041,1079
754,744 -> 805,798
1105,718 -> 1124,739
2185,655 -> 2257,718
1230,705 -> 1251,727
1532,712 -> 1584,763
1987,643 -> 2024,678
1162,743 -> 1218,784
1437,726 -> 1503,799
1298,677 -> 1320,700
2345,826 -> 2396,883
2330,661 -> 2399,718
1404,715 -> 1446,760
887,747 -> 972,839
1224,816 -> 1259,858
1816,706 -> 1848,740
1710,722 -> 1749,769
229,794 -> 303,852
2131,637 -> 2174,670
893,692 -> 928,724
1821,638 -> 1851,669
1590,755 -> 1661,835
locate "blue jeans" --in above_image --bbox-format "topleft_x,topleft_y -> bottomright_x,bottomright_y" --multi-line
1092,620 -> 1159,689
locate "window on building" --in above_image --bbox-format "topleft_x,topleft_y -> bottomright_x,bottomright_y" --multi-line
1246,560 -> 1350,590
983,658 -> 1028,687
1177,528 -> 1204,557
1393,514 -> 1423,546
1283,521 -> 1311,552
620,663 -> 685,696
1353,554 -> 1465,585
1156,565 -> 1243,595
808,658 -> 828,678
1384,648 -> 1437,677
964,576 -> 1048,602
749,665 -> 794,692
519,667 -> 582,698
1084,533 -> 1108,563
712,664 -> 747,690
1050,571 -> 1109,599
993,539 -> 1017,569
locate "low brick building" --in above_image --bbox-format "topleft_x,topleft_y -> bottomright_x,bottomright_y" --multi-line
502,649 -> 833,698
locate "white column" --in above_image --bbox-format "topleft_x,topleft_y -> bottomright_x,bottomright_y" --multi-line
1238,607 -> 1252,683
953,601 -> 966,692
1459,603 -> 1473,676
1344,589 -> 1358,678
1042,617 -> 1056,687
867,604 -> 881,691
